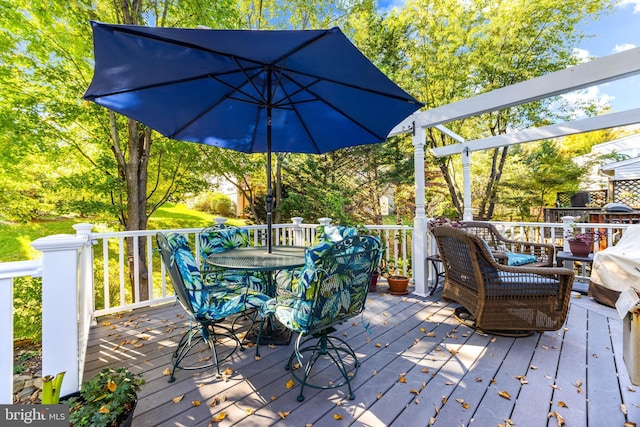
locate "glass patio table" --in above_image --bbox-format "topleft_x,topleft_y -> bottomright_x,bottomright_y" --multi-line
207,246 -> 307,345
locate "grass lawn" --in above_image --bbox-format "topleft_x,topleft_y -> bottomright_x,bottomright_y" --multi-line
1,204 -> 248,262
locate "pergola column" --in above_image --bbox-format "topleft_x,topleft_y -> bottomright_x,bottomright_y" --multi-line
412,123 -> 429,296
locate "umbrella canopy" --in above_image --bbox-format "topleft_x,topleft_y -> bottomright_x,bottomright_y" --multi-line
84,21 -> 423,251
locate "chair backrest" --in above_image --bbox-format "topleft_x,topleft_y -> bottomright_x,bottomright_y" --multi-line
199,225 -> 250,261
157,232 -> 207,314
314,225 -> 358,244
298,235 -> 381,334
458,221 -> 505,250
431,225 -> 499,296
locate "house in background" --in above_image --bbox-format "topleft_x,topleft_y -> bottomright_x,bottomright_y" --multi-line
547,131 -> 640,222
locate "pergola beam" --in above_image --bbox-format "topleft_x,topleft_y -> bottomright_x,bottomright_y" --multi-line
389,46 -> 640,137
432,107 -> 640,157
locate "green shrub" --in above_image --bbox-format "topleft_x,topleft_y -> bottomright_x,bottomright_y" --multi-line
190,192 -> 236,217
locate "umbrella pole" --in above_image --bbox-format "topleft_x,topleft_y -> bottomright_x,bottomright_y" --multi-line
266,94 -> 273,253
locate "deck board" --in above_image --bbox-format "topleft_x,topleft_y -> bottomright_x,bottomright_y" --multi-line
82,288 -> 640,426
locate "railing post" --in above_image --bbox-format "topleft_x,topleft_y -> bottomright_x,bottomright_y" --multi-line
214,217 -> 227,225
73,223 -> 95,384
31,233 -> 88,397
561,216 -> 576,252
0,275 -> 13,404
317,217 -> 332,226
291,217 -> 304,246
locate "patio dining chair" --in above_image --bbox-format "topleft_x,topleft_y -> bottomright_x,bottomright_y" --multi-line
257,235 -> 382,401
199,224 -> 268,293
157,232 -> 269,382
431,225 -> 574,335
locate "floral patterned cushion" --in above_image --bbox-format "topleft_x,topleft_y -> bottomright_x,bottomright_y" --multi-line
160,232 -> 269,321
314,225 -> 358,244
261,236 -> 380,334
199,225 -> 268,293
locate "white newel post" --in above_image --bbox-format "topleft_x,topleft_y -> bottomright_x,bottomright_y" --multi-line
214,217 -> 228,225
561,216 -> 576,252
31,233 -> 88,397
412,123 -> 428,296
317,217 -> 332,226
0,274 -> 13,404
291,217 -> 304,246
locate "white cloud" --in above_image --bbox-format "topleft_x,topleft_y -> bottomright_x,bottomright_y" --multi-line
614,43 -> 637,53
620,0 -> 640,13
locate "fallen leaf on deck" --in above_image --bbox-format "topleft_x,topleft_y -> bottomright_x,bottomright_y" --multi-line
441,396 -> 447,405
558,401 -> 568,408
421,368 -> 429,373
491,337 -> 497,343
549,384 -> 561,390
399,375 -> 407,383
212,412 -> 227,422
254,354 -> 262,361
223,367 -> 234,376
210,397 -> 219,406
377,391 -> 383,399
624,422 -> 637,427
192,400 -> 201,406
498,391 -> 511,400
375,343 -> 382,348
246,408 -> 254,415
103,321 -> 111,326
429,417 -> 436,425
621,403 -> 628,414
278,411 -> 290,419
172,395 -> 184,403
445,381 -> 454,385
592,353 -> 599,358
449,349 -> 458,355
456,398 -> 464,404
286,378 -> 295,389
333,413 -> 343,420
420,327 -> 427,333
548,410 -> 565,426
270,395 -> 277,401
463,403 -> 470,409
162,368 -> 171,376
628,386 -> 636,392
426,332 -> 436,337
352,322 -> 358,326
530,365 -> 538,370
410,389 -> 420,395
476,377 -> 483,382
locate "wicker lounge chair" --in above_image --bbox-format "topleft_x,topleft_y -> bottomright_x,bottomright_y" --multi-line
459,221 -> 555,267
431,225 -> 574,333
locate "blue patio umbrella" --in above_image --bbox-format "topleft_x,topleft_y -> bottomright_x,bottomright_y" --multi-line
83,21 -> 423,252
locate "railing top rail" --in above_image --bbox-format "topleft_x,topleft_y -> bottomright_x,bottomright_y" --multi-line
0,259 -> 42,279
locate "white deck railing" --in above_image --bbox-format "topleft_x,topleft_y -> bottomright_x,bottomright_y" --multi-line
2,217 -> 633,403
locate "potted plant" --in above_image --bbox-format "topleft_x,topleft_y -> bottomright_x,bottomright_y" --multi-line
65,367 -> 144,427
565,226 -> 606,257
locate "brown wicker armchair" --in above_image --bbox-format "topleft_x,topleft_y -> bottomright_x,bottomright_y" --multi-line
459,221 -> 555,267
431,225 -> 574,333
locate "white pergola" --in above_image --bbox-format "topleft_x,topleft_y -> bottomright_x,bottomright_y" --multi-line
388,47 -> 640,296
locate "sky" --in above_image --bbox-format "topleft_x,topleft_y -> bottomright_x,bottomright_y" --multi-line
376,0 -> 640,113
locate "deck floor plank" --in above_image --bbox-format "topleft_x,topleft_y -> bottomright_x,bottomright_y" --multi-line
82,289 -> 638,426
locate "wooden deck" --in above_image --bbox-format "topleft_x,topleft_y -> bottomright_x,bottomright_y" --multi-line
84,286 -> 640,427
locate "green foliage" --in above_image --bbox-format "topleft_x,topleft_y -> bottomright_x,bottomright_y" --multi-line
13,277 -> 42,343
67,367 -> 144,427
189,192 -> 236,217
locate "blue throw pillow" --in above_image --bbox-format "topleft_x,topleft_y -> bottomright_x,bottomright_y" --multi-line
506,252 -> 537,266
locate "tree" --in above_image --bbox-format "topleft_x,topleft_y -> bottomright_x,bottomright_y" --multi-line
395,0 -> 613,220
